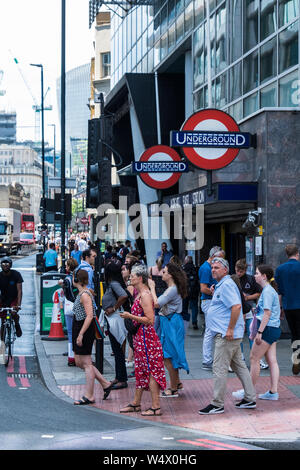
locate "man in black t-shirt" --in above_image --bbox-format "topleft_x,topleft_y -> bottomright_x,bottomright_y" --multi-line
0,257 -> 23,337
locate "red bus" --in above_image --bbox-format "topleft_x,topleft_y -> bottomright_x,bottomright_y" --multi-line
21,213 -> 35,232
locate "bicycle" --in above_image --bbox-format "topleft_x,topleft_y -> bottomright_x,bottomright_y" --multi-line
0,307 -> 17,367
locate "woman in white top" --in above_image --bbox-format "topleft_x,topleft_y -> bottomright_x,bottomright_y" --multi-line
233,265 -> 281,402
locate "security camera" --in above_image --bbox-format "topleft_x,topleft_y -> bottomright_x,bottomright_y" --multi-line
242,210 -> 259,229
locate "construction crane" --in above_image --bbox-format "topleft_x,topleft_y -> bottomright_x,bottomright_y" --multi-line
11,53 -> 53,142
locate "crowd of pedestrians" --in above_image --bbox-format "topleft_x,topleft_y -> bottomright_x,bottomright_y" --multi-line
57,236 -> 300,417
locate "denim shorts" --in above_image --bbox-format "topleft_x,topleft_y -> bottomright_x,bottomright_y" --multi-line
257,320 -> 281,345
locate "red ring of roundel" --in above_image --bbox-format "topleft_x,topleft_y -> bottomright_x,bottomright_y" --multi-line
181,109 -> 241,170
139,145 -> 182,189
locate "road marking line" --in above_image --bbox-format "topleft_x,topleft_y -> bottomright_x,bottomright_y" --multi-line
178,439 -> 228,450
18,356 -> 31,387
197,438 -> 248,451
101,436 -> 114,439
41,435 -> 54,439
162,437 -> 174,440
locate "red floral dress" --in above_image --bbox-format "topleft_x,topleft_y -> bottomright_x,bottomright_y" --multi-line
132,297 -> 166,391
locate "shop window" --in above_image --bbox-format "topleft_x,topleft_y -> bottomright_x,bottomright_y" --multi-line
185,1 -> 193,33
137,37 -> 142,63
176,0 -> 184,15
243,0 -> 259,52
194,88 -> 204,110
193,25 -> 205,89
243,50 -> 259,93
168,0 -> 176,24
101,53 -> 111,78
260,37 -> 277,84
154,14 -> 160,43
279,0 -> 299,27
142,54 -> 148,73
209,0 -> 215,11
168,22 -> 176,52
161,4 -> 168,33
148,47 -> 154,71
260,0 -> 277,41
279,21 -> 299,73
261,82 -> 277,107
229,100 -> 243,121
194,0 -> 205,26
160,33 -> 168,60
176,12 -> 184,43
154,41 -> 160,67
279,70 -> 299,107
229,0 -> 242,63
215,72 -> 227,108
229,61 -> 242,102
215,3 -> 227,73
244,92 -> 259,117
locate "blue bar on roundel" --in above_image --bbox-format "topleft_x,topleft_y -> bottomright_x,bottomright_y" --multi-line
170,131 -> 252,148
132,161 -> 189,173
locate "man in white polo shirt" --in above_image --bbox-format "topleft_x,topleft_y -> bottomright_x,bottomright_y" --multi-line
199,257 -> 256,415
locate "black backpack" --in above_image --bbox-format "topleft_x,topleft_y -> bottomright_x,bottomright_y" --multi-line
62,275 -> 78,303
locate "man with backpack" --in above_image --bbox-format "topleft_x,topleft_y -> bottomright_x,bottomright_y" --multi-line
182,256 -> 200,330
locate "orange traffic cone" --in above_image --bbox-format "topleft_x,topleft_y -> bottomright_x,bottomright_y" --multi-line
42,291 -> 67,341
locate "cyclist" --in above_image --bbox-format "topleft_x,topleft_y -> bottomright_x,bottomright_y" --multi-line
0,257 -> 23,338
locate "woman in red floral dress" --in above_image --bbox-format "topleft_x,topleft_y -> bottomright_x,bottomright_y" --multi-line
120,264 -> 166,416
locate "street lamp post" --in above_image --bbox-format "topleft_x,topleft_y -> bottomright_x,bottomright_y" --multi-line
61,0 -> 66,272
30,63 -> 46,251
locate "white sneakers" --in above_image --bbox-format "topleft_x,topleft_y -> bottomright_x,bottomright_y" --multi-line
232,389 -> 279,401
232,389 -> 245,400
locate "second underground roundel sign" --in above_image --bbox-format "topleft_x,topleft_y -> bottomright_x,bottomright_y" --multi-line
137,145 -> 183,190
181,109 -> 241,170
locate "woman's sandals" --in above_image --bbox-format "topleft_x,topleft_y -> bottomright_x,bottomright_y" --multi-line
141,407 -> 162,416
120,403 -> 141,413
120,404 -> 162,416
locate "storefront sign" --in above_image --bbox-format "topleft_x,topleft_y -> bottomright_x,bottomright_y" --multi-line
172,109 -> 255,170
136,145 -> 184,190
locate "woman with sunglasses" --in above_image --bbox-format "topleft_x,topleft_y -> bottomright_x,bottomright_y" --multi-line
120,264 -> 166,416
149,263 -> 189,397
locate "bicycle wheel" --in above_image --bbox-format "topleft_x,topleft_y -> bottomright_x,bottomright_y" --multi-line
3,324 -> 12,367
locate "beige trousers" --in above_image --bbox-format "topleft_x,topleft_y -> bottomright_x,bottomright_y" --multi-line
212,334 -> 256,408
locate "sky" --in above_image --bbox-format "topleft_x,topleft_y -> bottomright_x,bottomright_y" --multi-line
0,0 -> 93,148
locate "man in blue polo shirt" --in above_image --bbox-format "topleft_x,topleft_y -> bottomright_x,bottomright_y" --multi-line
43,243 -> 58,272
275,244 -> 300,375
198,246 -> 224,370
199,257 -> 256,415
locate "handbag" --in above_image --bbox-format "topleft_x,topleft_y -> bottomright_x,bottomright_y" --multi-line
94,315 -> 106,340
124,317 -> 141,335
249,308 -> 258,340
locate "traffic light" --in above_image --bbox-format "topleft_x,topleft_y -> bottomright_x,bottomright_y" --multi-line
87,118 -> 100,208
99,158 -> 112,205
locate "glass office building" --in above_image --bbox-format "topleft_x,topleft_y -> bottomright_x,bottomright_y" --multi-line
111,0 -> 299,117
56,63 -> 91,176
103,0 -> 300,269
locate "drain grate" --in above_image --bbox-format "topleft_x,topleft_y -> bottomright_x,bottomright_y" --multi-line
7,373 -> 38,379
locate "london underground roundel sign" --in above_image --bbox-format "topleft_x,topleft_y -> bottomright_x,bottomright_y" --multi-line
135,145 -> 186,190
180,109 -> 243,170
